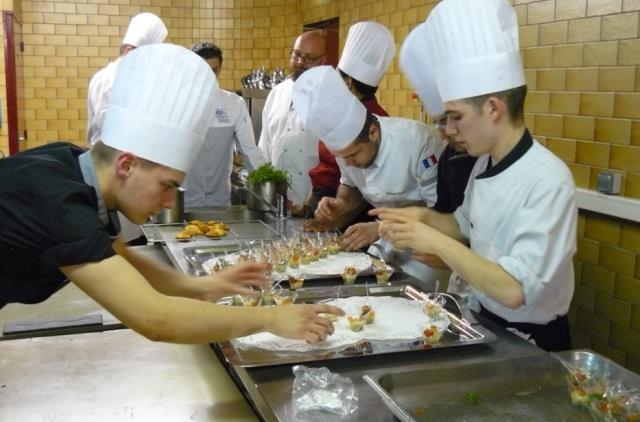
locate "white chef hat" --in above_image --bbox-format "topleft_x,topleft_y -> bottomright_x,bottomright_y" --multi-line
338,22 -> 395,87
100,44 -> 218,173
122,12 -> 168,47
423,0 -> 525,102
292,65 -> 367,151
399,22 -> 444,116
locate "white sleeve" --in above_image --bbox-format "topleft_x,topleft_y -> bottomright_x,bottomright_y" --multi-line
257,91 -> 275,162
414,126 -> 444,207
497,181 -> 577,307
233,97 -> 265,171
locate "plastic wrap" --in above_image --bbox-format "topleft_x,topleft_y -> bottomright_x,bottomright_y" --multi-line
292,365 -> 358,419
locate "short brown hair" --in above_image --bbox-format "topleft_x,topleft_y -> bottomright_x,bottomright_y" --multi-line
464,85 -> 527,125
353,112 -> 379,144
91,141 -> 157,169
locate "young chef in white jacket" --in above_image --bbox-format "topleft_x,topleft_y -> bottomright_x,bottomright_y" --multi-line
258,31 -> 326,213
182,42 -> 265,207
373,0 -> 577,351
292,66 -> 443,251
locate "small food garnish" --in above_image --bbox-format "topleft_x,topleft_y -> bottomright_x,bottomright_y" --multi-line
342,266 -> 357,285
288,274 -> 304,290
422,324 -> 443,344
184,224 -> 202,235
423,300 -> 442,319
362,310 -> 376,324
464,392 -> 480,405
374,266 -> 392,284
175,231 -> 192,240
347,316 -> 365,332
205,228 -> 225,238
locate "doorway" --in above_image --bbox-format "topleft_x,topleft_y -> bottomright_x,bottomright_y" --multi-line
303,17 -> 339,68
3,11 -> 26,155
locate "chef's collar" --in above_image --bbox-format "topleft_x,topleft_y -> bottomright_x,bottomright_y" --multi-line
78,151 -> 120,232
477,129 -> 533,179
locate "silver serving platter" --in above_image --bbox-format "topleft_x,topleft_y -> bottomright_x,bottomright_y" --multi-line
363,353 -> 595,422
216,284 -> 496,367
141,219 -> 280,244
183,246 -> 381,279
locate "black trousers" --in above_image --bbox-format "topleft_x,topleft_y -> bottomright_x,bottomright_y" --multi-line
480,305 -> 571,352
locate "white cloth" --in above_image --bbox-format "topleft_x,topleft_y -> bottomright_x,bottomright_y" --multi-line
183,90 -> 265,207
258,78 -> 319,204
338,117 -> 443,208
233,296 -> 450,352
292,66 -> 366,152
101,44 -> 218,173
423,0 -> 525,102
338,21 -> 395,87
87,61 -> 119,145
454,140 -> 577,324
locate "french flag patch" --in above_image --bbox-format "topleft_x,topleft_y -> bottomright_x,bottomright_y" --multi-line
422,154 -> 438,169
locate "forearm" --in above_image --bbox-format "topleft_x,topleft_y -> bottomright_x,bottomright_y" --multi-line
424,209 -> 466,243
63,256 -> 273,343
137,295 -> 276,343
436,236 -> 524,308
113,240 -> 197,298
335,184 -> 364,214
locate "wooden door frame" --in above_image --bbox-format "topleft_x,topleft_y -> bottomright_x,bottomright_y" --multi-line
3,11 -> 21,155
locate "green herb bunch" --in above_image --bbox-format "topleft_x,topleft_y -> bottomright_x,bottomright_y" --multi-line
246,163 -> 290,185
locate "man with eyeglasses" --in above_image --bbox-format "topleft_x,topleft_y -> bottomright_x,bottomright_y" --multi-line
258,31 -> 326,215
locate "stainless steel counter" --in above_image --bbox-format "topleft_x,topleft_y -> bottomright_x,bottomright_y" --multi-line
158,210 -> 548,421
0,242 -> 258,421
216,314 -> 545,421
0,329 -> 258,422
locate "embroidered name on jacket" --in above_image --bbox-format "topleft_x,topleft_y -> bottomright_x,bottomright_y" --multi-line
385,190 -> 407,196
215,108 -> 230,123
422,154 -> 438,169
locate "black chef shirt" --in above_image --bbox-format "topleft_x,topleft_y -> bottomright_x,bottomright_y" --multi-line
432,144 -> 478,213
0,142 -> 118,308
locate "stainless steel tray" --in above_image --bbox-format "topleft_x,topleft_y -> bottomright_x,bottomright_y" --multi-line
141,220 -> 280,244
217,284 -> 496,367
183,246 -> 381,278
363,353 -> 593,422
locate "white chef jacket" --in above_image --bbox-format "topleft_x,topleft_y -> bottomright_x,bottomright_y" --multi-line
337,117 -> 443,208
454,132 -> 577,324
337,117 -> 446,287
258,78 -> 319,205
183,89 -> 265,207
87,60 -> 119,145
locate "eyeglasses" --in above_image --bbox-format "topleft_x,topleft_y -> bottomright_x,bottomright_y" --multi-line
290,49 -> 325,65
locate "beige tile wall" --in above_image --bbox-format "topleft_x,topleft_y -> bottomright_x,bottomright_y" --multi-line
0,0 -> 299,151
0,0 -> 638,370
